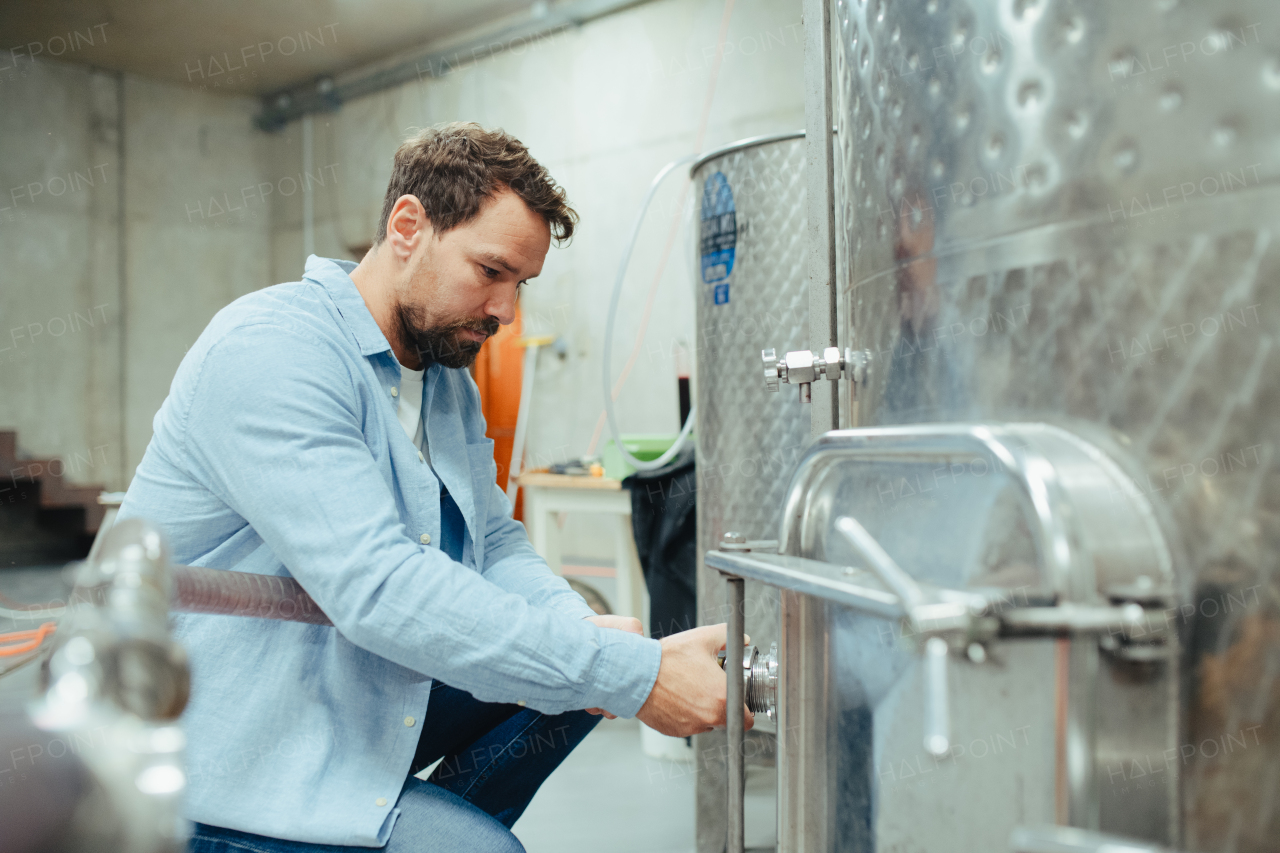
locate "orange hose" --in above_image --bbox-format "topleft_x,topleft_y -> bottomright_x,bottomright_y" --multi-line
0,621 -> 57,656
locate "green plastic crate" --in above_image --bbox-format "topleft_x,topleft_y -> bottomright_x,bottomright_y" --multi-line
601,433 -> 686,481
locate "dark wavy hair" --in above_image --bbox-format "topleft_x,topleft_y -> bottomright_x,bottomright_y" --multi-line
373,121 -> 577,246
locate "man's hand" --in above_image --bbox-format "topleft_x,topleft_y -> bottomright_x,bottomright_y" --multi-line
582,614 -> 644,719
635,624 -> 754,738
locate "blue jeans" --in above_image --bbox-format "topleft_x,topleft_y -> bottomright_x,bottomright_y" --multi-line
188,682 -> 601,853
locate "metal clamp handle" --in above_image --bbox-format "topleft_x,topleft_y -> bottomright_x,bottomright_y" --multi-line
834,516 -> 926,618
835,515 -> 967,756
923,636 -> 950,756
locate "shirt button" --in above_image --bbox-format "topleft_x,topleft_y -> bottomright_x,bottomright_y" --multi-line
376,797 -> 388,807
420,533 -> 431,545
418,451 -> 425,462
516,700 -> 526,707
404,716 -> 415,727
390,386 -> 399,397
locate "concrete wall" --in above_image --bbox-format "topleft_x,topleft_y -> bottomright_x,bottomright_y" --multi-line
0,0 -> 803,556
0,57 -> 269,490
122,76 -> 270,485
0,59 -> 122,489
266,0 -> 805,558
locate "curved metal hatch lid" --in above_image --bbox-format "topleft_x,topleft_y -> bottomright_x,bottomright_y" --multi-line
772,422 -> 1176,606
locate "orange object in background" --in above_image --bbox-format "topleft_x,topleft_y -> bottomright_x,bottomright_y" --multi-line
0,621 -> 56,656
473,303 -> 525,520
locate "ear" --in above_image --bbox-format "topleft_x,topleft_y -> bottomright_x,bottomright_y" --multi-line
385,194 -> 431,260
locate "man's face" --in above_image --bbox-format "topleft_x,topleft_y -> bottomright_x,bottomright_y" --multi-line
395,187 -> 550,369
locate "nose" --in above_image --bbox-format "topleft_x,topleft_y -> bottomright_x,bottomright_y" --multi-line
485,280 -> 518,326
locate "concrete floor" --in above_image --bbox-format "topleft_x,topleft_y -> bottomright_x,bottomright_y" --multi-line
515,714 -> 778,853
515,715 -> 697,852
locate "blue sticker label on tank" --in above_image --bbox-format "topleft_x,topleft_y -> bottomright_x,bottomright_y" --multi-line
700,172 -> 736,295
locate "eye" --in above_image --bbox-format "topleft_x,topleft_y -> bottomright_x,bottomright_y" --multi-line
480,265 -> 499,278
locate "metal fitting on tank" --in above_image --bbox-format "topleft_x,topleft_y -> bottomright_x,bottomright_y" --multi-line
762,347 -> 868,402
717,642 -> 779,721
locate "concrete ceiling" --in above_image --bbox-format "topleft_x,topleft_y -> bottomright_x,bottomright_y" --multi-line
0,0 -> 534,96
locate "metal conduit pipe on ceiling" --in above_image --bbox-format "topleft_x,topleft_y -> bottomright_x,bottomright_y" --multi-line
255,0 -> 660,131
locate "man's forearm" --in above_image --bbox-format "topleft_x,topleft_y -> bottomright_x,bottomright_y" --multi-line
481,549 -> 597,619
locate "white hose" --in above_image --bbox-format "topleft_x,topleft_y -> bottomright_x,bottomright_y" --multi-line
0,605 -> 65,621
602,153 -> 700,472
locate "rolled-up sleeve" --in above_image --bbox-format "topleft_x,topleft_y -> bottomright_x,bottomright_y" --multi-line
180,323 -> 660,718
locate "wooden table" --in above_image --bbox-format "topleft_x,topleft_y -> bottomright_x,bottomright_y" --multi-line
516,472 -> 648,632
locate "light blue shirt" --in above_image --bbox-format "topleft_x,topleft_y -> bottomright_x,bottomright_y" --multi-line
118,256 -> 661,846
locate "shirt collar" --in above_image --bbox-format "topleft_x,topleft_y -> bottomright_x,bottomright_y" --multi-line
303,254 -> 393,357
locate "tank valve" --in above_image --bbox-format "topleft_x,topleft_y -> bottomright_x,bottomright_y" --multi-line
717,641 -> 779,722
761,347 -> 868,403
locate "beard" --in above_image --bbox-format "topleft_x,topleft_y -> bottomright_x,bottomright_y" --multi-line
394,303 -> 499,370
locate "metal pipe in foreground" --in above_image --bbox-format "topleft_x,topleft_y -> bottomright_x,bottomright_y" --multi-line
61,564 -> 335,627
169,565 -> 332,626
725,575 -> 746,853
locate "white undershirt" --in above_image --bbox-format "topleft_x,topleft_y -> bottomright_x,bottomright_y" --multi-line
395,364 -> 428,465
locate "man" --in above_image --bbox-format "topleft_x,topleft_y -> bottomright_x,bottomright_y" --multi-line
118,122 -> 751,853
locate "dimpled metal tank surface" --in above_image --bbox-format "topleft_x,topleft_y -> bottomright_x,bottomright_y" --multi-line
691,132 -> 808,851
829,0 -> 1280,851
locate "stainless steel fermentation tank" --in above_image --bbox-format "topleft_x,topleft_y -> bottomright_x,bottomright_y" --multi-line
700,1 -> 1280,852
692,132 -> 809,850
